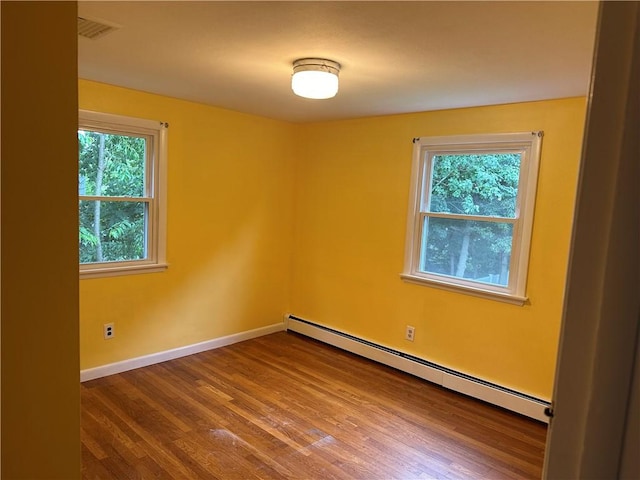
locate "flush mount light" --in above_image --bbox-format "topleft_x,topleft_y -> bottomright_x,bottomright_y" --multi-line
291,58 -> 341,99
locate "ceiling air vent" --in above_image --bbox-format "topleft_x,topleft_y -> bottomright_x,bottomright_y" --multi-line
78,17 -> 120,40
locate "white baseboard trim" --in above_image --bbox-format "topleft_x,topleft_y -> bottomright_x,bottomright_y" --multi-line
286,315 -> 550,423
80,322 -> 285,382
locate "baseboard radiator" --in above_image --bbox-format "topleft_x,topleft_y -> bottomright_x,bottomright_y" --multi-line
286,314 -> 550,423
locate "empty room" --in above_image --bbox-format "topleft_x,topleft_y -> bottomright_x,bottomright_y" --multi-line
1,1 -> 638,479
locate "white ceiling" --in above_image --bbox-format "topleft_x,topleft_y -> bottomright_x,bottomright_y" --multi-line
78,1 -> 599,123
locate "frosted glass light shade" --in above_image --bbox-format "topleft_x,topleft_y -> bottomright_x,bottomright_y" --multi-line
291,58 -> 340,99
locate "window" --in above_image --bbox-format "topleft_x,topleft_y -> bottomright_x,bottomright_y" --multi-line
79,110 -> 168,278
401,132 -> 542,305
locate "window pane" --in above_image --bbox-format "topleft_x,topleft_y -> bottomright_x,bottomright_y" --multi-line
78,130 -> 146,197
420,217 -> 513,286
79,200 -> 146,263
428,153 -> 521,218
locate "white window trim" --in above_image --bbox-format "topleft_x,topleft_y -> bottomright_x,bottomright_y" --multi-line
79,110 -> 168,279
401,132 -> 543,306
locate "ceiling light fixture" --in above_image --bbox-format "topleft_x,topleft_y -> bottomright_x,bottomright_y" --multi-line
291,58 -> 341,99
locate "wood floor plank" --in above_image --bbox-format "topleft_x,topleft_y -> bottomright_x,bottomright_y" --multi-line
82,331 -> 547,479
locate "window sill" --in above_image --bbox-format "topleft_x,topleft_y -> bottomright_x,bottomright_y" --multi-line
400,273 -> 528,306
80,262 -> 168,280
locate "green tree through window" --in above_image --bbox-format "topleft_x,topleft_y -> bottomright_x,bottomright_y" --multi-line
79,130 -> 147,263
423,153 -> 520,286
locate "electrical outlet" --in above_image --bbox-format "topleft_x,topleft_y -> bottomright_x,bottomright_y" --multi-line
405,325 -> 415,342
104,323 -> 115,339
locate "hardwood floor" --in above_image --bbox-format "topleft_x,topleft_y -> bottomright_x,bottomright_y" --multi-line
81,332 -> 547,479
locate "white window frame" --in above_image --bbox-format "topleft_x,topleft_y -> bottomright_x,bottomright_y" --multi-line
401,132 -> 543,305
79,110 -> 168,279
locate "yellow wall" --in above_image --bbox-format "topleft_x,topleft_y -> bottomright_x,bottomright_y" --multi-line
79,79 -> 585,400
290,98 -> 586,400
2,2 -> 80,478
79,80 -> 296,369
